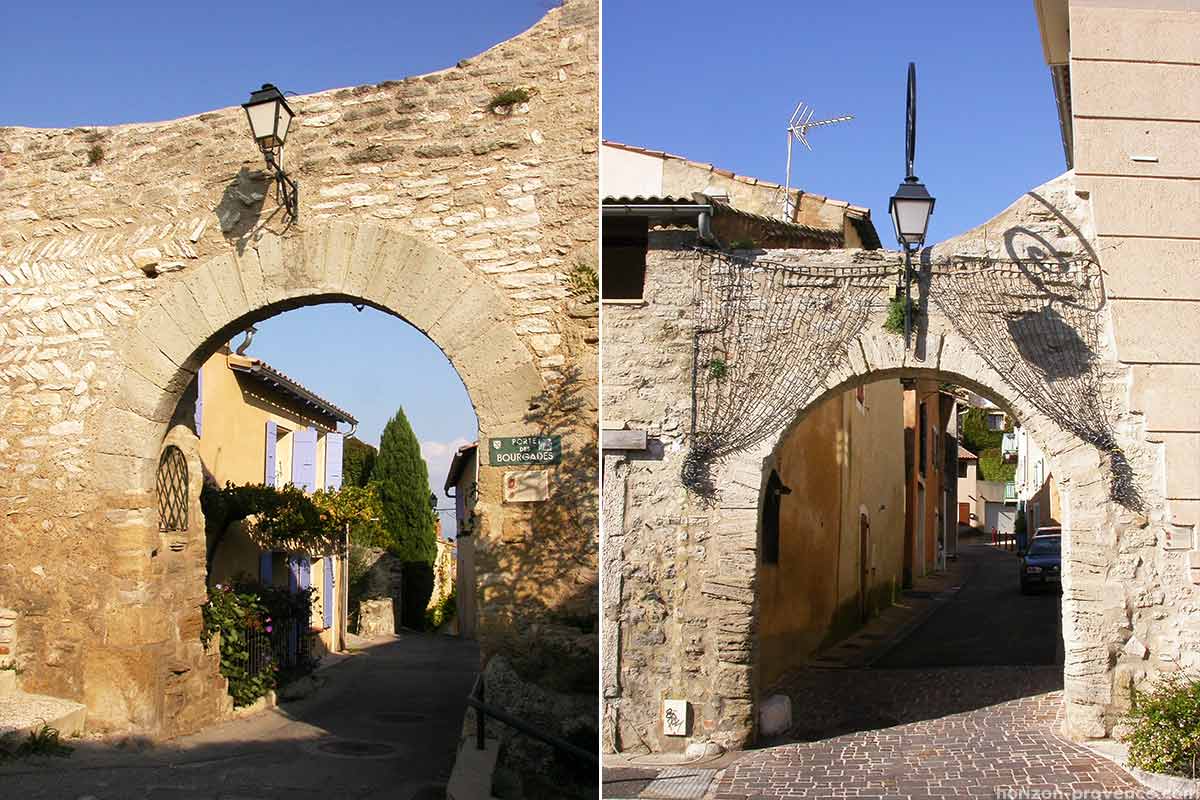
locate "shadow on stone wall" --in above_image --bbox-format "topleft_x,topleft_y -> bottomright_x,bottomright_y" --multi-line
215,168 -> 270,253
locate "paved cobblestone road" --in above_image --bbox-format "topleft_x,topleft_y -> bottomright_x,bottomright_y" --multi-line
709,544 -> 1153,799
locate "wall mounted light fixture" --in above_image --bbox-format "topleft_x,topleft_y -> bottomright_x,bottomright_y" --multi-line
242,83 -> 299,220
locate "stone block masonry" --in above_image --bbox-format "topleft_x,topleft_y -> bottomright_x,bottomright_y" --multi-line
601,173 -> 1200,753
0,0 -> 597,737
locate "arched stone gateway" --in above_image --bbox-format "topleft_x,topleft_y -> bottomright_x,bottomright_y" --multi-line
602,173 -> 1193,754
0,1 -> 597,736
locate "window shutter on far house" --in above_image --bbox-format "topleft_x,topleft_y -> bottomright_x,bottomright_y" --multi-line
323,555 -> 334,628
292,427 -> 318,493
260,552 -> 273,584
325,432 -> 344,490
299,557 -> 311,590
288,556 -> 299,593
265,421 -> 278,486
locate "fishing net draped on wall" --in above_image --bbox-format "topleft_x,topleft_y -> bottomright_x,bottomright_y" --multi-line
684,249 -> 892,498
684,246 -> 1143,510
930,249 -> 1142,510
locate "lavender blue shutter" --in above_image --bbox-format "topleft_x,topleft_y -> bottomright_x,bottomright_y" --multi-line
325,433 -> 344,490
323,556 -> 334,628
264,421 -> 278,486
292,427 -> 318,493
194,368 -> 203,439
288,556 -> 299,593
260,552 -> 273,584
299,557 -> 311,590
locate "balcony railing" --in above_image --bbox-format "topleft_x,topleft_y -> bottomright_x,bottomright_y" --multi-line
1004,482 -> 1017,502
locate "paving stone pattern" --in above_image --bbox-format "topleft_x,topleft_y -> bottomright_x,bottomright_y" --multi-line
710,690 -> 1152,799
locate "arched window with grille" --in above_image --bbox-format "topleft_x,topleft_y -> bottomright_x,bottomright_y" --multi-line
157,445 -> 189,532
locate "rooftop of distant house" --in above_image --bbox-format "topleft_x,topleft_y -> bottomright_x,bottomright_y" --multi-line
226,352 -> 357,426
601,139 -> 880,249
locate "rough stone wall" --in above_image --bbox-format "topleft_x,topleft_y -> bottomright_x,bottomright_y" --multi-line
0,607 -> 15,668
601,172 -> 1193,753
0,0 -> 597,737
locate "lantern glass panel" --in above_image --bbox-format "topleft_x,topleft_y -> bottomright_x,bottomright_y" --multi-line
245,101 -> 280,146
275,103 -> 293,145
891,197 -> 933,245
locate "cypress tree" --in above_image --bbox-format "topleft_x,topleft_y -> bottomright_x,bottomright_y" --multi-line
374,407 -> 437,563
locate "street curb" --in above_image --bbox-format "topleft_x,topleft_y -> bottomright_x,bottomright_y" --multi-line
1079,738 -> 1197,798
863,582 -> 965,668
861,555 -> 977,669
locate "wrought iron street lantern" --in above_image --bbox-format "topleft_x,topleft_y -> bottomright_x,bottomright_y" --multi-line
889,63 -> 936,345
889,176 -> 935,248
242,83 -> 299,219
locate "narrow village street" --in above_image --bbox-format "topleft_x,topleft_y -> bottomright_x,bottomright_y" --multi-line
604,541 -> 1150,799
707,541 -> 1145,799
0,633 -> 478,800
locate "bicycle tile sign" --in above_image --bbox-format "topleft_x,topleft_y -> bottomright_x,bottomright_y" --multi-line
488,435 -> 562,466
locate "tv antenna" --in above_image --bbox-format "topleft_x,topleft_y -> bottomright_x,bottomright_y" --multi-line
783,102 -> 854,220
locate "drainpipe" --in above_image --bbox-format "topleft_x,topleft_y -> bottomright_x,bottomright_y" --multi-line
697,207 -> 715,245
602,203 -> 717,245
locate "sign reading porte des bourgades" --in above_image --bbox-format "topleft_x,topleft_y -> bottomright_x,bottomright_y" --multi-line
488,436 -> 561,466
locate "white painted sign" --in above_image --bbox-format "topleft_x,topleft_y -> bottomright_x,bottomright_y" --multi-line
503,470 -> 550,503
662,699 -> 688,737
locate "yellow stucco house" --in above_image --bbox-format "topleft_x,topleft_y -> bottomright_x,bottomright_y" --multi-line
197,346 -> 356,655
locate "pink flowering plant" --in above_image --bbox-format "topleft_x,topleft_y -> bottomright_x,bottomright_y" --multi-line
200,584 -> 278,706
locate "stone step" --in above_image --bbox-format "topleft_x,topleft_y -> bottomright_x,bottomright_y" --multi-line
0,669 -> 16,697
0,691 -> 87,743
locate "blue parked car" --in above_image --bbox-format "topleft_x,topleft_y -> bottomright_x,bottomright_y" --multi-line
1020,534 -> 1061,594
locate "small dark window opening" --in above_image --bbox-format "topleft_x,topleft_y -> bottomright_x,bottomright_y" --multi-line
918,403 -> 928,476
602,216 -> 649,300
958,460 -> 968,479
762,470 -> 789,564
157,445 -> 189,532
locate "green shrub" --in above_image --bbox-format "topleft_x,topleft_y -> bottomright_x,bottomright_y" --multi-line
87,144 -> 104,166
566,259 -> 598,303
708,359 -> 728,380
201,584 -> 278,706
489,87 -> 535,111
883,295 -> 916,336
425,588 -> 457,630
978,446 -> 1016,482
728,238 -> 756,250
1123,672 -> 1200,778
0,724 -> 74,761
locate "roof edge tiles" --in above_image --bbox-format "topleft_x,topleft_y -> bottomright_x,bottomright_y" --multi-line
444,441 -> 479,493
603,139 -> 874,219
227,354 -> 358,426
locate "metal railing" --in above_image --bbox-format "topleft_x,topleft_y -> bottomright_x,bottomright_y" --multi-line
246,606 -> 314,679
466,674 -> 598,768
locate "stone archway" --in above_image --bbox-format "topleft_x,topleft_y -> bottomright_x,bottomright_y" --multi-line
84,221 -> 569,734
0,0 -> 598,737
602,173 -> 1175,755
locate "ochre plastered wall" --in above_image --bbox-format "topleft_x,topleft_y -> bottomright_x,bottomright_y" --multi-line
0,0 -> 597,737
757,379 -> 906,691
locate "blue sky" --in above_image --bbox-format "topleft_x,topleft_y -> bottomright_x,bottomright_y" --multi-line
602,0 -> 1067,245
0,1 -> 556,533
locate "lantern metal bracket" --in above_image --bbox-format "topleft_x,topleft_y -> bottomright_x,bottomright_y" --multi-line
261,146 -> 299,221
